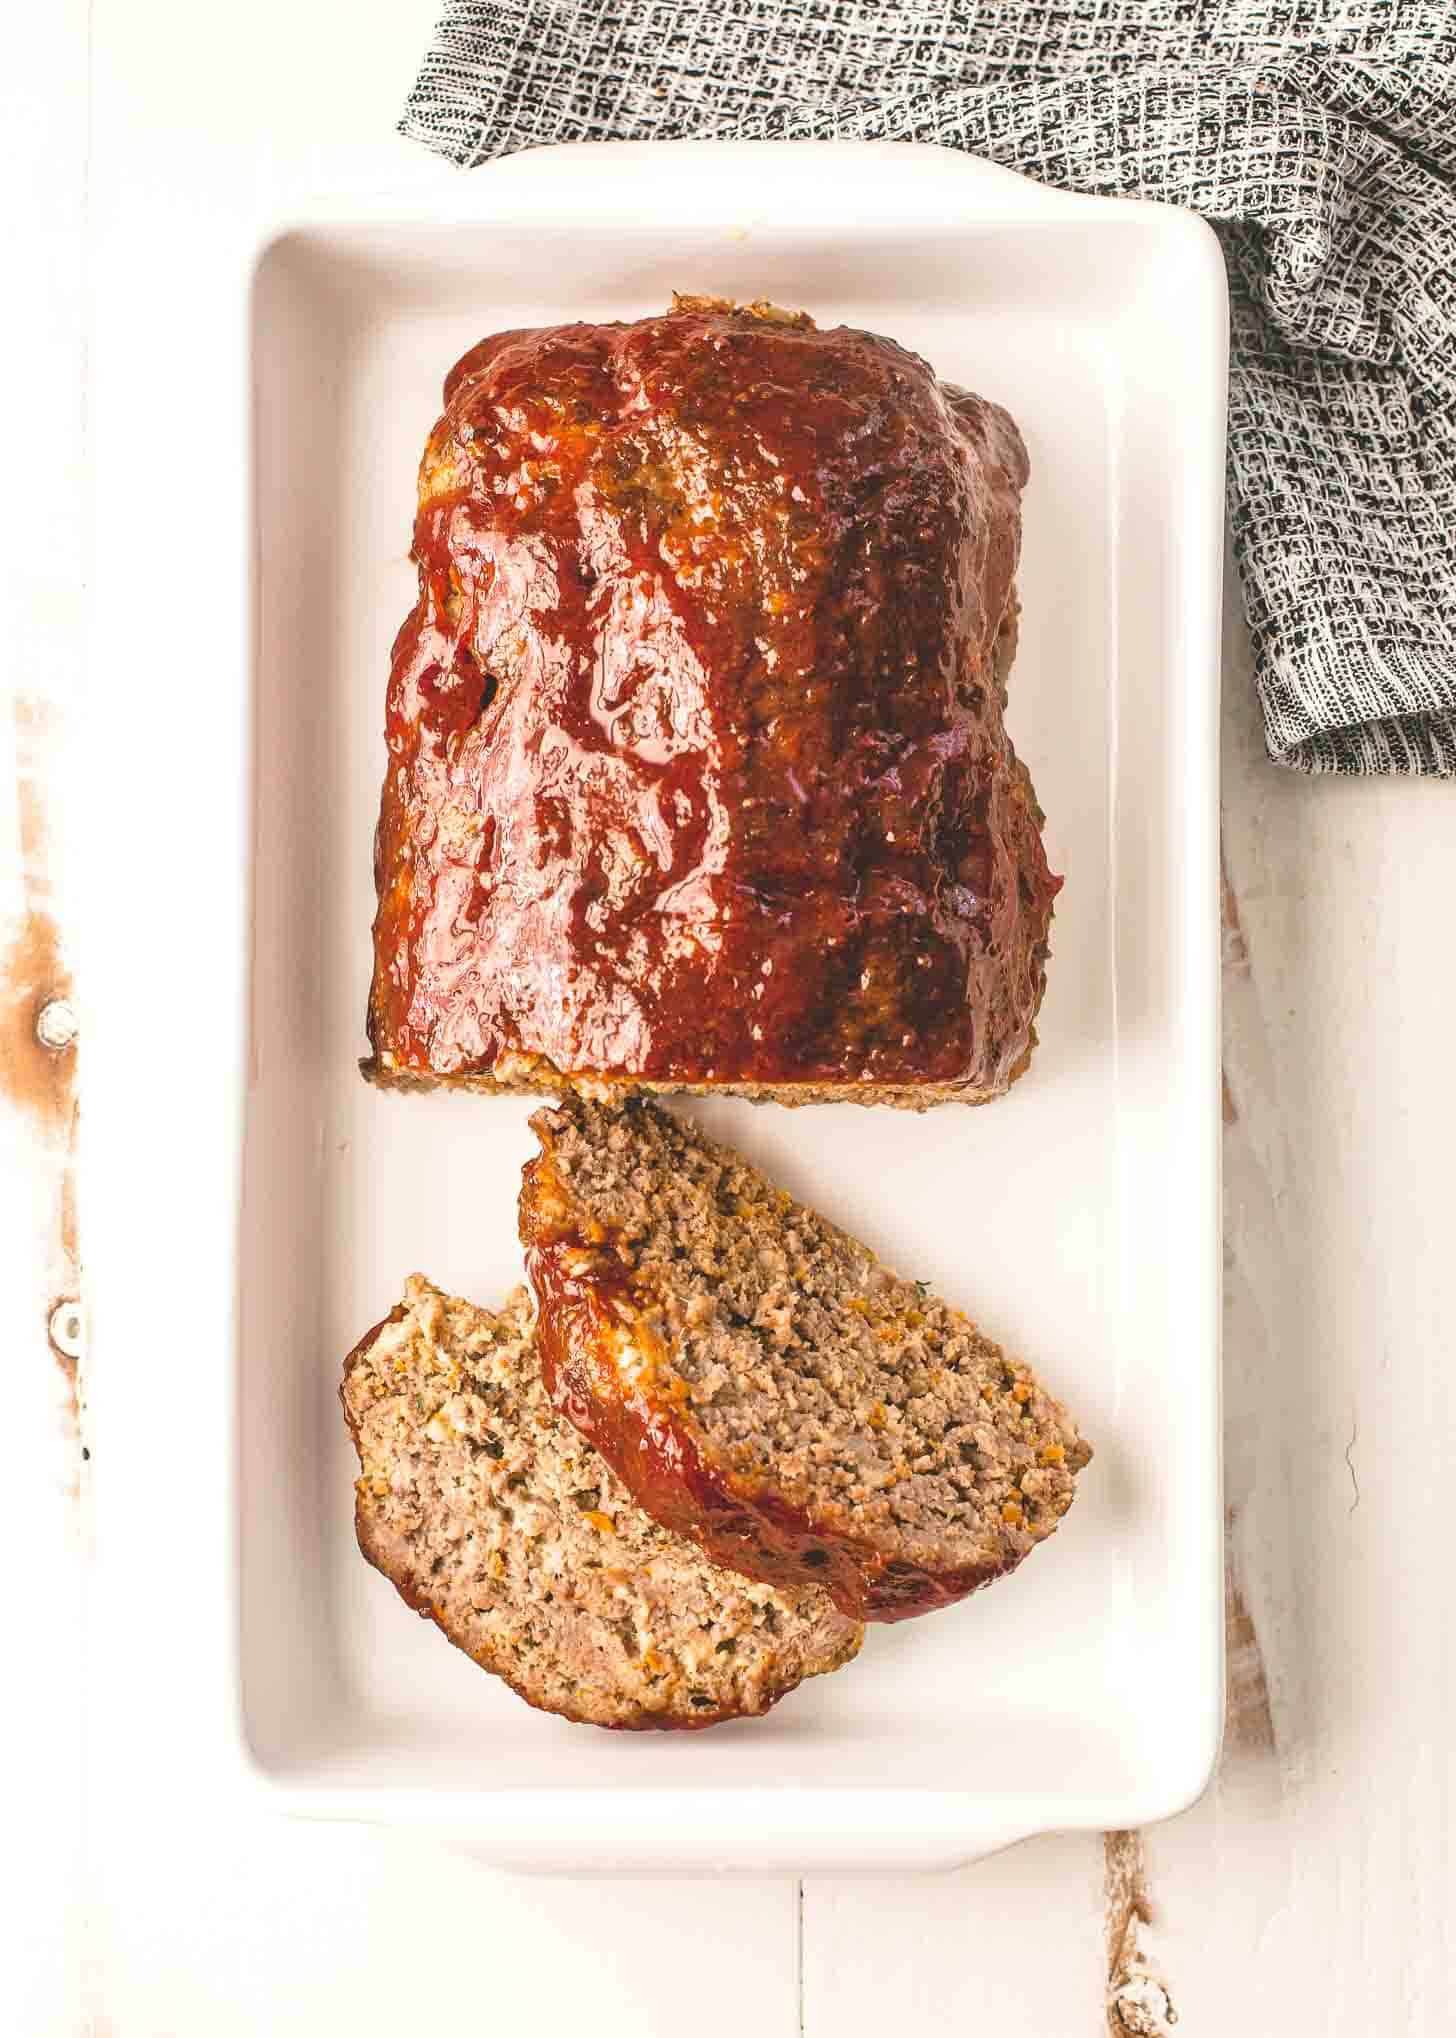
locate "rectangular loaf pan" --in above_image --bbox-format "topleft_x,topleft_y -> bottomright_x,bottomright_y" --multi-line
91,140 -> 1226,1873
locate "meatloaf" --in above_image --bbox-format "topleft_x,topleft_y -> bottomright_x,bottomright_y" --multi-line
342,1277 -> 861,1728
520,1097 -> 1091,1622
365,295 -> 1059,1109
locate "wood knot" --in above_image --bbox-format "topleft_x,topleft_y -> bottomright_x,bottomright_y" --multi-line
1110,1975 -> 1177,2033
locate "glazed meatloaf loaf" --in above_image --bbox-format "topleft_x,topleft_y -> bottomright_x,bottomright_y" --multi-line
365,295 -> 1059,1109
342,1277 -> 861,1728
520,1097 -> 1091,1622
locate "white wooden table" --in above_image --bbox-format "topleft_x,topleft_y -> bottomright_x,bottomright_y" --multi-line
7,5 -> 1453,2030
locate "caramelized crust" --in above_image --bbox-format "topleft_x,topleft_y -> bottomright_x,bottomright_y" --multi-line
368,298 -> 1059,1101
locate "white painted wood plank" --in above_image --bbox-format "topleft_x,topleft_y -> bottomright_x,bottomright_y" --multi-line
1132,576 -> 1456,2034
805,1835 -> 1105,2029
95,1828 -> 798,2038
1,2 -> 93,2034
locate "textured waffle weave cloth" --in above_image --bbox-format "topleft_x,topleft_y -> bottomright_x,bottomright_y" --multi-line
402,1 -> 1456,774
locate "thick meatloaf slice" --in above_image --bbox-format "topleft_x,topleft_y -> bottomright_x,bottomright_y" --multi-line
341,1278 -> 861,1729
365,294 -> 1059,1109
520,1098 -> 1091,1623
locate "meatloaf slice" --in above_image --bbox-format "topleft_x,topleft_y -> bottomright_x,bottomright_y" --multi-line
520,1098 -> 1091,1623
342,1278 -> 861,1728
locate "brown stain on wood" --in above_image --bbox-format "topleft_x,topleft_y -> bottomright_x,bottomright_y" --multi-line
1224,1513 -> 1277,1758
1220,838 -> 1250,977
4,698 -> 81,1422
1104,1829 -> 1177,2034
4,699 -> 74,1130
1226,1573 -> 1277,1755
0,906 -> 75,1131
1221,1066 -> 1239,1125
59,1159 -> 79,1266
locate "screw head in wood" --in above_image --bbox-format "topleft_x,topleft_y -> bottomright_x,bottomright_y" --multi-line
49,1299 -> 85,1361
36,997 -> 78,1051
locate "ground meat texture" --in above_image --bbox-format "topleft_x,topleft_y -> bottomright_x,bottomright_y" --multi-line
341,1279 -> 861,1728
364,296 -> 1059,1109
520,1097 -> 1092,1623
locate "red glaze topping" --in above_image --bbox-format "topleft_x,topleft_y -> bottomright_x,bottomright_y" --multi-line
368,301 -> 1059,1092
520,1153 -> 1005,1624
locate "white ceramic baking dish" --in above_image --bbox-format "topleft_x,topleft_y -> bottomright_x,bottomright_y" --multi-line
89,140 -> 1225,1873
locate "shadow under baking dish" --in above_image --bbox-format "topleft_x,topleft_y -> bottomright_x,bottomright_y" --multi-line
238,158 -> 1223,1869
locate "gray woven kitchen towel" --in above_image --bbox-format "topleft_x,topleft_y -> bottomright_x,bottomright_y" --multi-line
401,1 -> 1456,776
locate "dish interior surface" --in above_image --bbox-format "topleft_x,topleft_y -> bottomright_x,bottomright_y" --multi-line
242,197 -> 1222,1856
